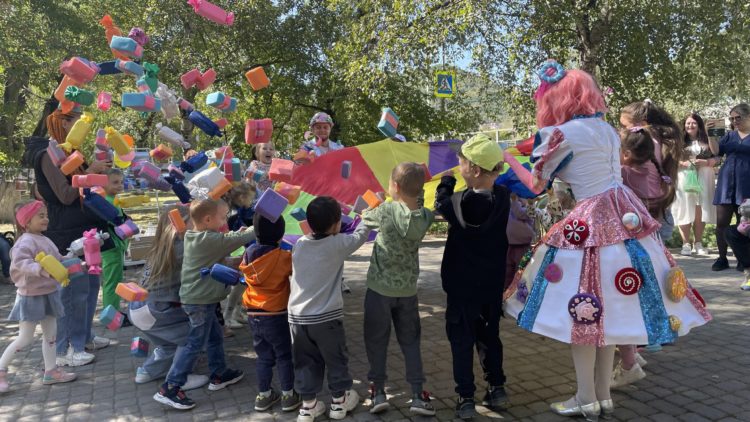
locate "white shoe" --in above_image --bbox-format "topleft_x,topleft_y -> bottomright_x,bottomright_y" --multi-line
680,243 -> 692,256
134,367 -> 154,384
298,400 -> 326,422
225,318 -> 244,329
85,336 -> 110,351
634,352 -> 648,367
694,243 -> 709,256
57,347 -> 95,367
232,308 -> 248,324
329,389 -> 359,419
611,362 -> 646,388
183,374 -> 209,391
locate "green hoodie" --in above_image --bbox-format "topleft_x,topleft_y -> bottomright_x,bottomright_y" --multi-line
362,201 -> 434,297
179,228 -> 256,305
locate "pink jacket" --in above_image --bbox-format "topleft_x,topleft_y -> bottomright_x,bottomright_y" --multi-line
10,233 -> 63,296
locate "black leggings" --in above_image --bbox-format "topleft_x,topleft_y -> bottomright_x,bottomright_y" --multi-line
716,204 -> 739,258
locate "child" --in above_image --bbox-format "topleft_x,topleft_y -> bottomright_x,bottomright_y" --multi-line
299,112 -> 344,159
435,134 -> 510,419
239,214 -> 301,412
153,199 -> 255,410
505,194 -> 534,292
101,168 -> 129,317
127,206 -> 208,391
361,162 -> 435,416
620,127 -> 674,221
223,182 -> 255,329
504,62 -> 710,420
245,142 -> 276,193
0,200 -> 76,392
288,197 -> 371,422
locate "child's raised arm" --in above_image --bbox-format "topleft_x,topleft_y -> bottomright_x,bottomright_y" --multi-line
219,227 -> 256,255
435,175 -> 460,227
336,222 -> 372,257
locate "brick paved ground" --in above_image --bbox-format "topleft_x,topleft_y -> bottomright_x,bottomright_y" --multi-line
0,237 -> 748,421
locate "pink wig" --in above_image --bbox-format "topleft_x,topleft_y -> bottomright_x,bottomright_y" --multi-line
535,69 -> 608,128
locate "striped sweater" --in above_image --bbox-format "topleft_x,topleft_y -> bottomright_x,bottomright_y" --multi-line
288,223 -> 371,324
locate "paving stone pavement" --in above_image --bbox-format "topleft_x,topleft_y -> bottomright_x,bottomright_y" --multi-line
0,237 -> 748,421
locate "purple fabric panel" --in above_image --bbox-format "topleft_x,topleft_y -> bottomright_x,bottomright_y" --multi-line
428,140 -> 462,175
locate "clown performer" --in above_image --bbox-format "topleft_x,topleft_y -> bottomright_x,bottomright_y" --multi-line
297,112 -> 344,162
503,60 -> 711,421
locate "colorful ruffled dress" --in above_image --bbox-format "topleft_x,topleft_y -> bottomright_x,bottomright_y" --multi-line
504,116 -> 711,346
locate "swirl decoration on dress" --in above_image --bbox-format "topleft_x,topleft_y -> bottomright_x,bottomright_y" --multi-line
568,293 -> 602,324
534,59 -> 567,101
614,267 -> 643,295
544,263 -> 563,283
563,219 -> 590,245
669,315 -> 682,332
665,267 -> 688,302
516,282 -> 529,304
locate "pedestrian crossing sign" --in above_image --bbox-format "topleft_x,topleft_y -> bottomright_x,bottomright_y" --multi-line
435,70 -> 455,98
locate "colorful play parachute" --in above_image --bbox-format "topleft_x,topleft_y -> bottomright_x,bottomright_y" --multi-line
278,139 -> 530,235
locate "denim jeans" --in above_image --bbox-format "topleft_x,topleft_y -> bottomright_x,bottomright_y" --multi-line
57,274 -> 100,354
249,314 -> 294,392
128,300 -> 190,378
165,303 -> 226,387
0,236 -> 10,278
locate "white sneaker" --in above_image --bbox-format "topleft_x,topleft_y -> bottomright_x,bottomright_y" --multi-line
634,352 -> 648,367
329,389 -> 360,419
134,367 -> 153,384
225,318 -> 244,329
183,374 -> 209,391
57,347 -> 95,367
85,336 -> 110,351
232,308 -> 248,324
298,400 -> 326,422
694,243 -> 709,256
680,243 -> 693,256
611,362 -> 646,388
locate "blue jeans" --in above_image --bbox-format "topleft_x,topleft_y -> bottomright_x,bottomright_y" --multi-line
249,314 -> 294,392
57,274 -> 100,354
0,236 -> 10,278
165,303 -> 226,387
128,300 -> 190,378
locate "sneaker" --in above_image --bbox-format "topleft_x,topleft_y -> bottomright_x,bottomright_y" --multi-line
223,326 -> 235,338
611,361 -> 646,388
85,336 -> 110,351
680,243 -> 692,256
482,385 -> 509,409
694,243 -> 709,256
154,383 -> 196,410
712,257 -> 729,271
225,318 -> 244,329
43,368 -> 77,385
409,391 -> 436,416
255,390 -> 281,411
644,343 -> 663,353
134,367 -> 153,384
455,396 -> 477,419
297,400 -> 326,422
183,374 -> 210,391
741,279 -> 750,291
341,279 -> 351,294
208,368 -> 243,391
329,389 -> 359,419
57,348 -> 95,367
232,308 -> 248,324
282,390 -> 302,411
369,383 -> 389,414
634,352 -> 648,367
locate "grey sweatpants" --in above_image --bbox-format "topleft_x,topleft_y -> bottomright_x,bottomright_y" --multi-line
363,289 -> 425,394
290,320 -> 353,400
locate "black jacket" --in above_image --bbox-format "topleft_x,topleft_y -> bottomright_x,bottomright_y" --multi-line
32,143 -> 113,255
435,176 -> 510,303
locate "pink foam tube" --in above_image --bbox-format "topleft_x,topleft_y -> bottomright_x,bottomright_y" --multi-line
83,229 -> 102,274
72,174 -> 109,188
187,0 -> 234,26
503,151 -> 544,194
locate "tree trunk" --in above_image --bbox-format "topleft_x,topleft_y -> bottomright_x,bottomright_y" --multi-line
574,2 -> 610,77
0,70 -> 30,154
32,75 -> 64,138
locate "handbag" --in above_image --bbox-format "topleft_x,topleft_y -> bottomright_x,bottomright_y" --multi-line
681,165 -> 702,194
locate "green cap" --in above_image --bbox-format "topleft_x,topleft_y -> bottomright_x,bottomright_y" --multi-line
461,134 -> 504,171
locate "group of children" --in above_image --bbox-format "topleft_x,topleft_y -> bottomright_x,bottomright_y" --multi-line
0,69 -> 712,422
